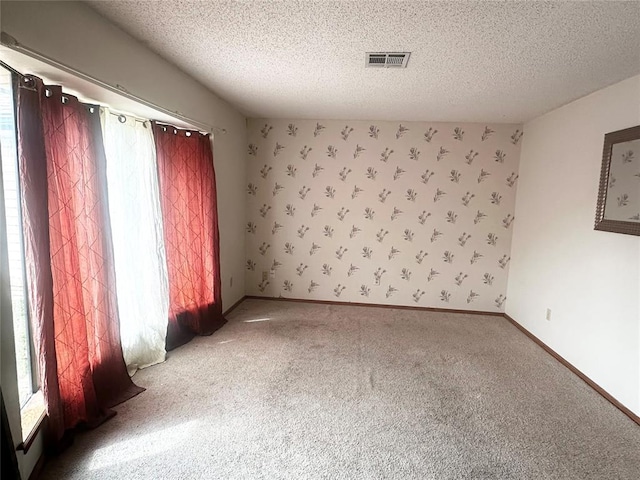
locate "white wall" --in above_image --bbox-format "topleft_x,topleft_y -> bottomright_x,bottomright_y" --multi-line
0,2 -> 247,478
507,75 -> 640,416
247,119 -> 522,311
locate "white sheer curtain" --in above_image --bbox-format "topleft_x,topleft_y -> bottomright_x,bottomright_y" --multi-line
101,108 -> 169,376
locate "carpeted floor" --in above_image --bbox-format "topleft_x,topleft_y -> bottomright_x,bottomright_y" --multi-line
41,299 -> 640,479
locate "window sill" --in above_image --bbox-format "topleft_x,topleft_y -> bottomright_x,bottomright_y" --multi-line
17,390 -> 45,454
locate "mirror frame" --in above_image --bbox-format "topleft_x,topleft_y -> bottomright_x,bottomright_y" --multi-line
594,125 -> 640,236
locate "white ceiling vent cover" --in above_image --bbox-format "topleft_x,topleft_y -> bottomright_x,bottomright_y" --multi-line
366,52 -> 411,68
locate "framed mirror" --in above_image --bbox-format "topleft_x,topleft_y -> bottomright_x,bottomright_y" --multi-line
594,125 -> 640,236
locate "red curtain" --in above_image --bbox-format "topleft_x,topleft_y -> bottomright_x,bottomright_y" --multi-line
16,75 -> 143,447
152,123 -> 225,350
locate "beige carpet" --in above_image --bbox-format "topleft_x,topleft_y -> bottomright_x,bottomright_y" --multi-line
41,299 -> 640,479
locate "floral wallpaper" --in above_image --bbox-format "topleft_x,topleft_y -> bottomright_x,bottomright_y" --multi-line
605,139 -> 639,222
246,119 -> 522,312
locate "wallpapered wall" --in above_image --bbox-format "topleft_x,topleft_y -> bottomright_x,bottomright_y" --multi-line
246,119 -> 522,311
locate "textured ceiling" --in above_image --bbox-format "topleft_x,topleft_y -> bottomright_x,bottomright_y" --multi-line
87,1 -> 640,123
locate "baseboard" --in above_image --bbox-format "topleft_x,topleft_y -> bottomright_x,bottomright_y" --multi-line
223,296 -> 247,317
504,313 -> 640,426
28,451 -> 45,480
244,295 -> 504,317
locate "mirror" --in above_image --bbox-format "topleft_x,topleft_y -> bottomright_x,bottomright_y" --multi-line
595,125 -> 640,236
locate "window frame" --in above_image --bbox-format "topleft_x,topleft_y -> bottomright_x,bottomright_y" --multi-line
0,64 -> 44,447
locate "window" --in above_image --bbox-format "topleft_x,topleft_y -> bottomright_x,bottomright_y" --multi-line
0,66 -> 43,440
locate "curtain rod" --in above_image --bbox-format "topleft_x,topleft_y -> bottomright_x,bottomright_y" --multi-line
0,32 -> 227,134
0,58 -> 22,78
0,62 -> 151,127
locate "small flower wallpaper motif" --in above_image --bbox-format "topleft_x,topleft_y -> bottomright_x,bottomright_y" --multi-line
605,139 -> 640,222
246,119 -> 523,311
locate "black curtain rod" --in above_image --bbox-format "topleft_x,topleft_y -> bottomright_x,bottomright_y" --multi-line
0,33 -> 226,134
0,60 -> 24,78
0,60 -> 200,132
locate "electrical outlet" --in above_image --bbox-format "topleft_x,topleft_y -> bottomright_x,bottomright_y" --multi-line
262,271 -> 268,282
269,269 -> 276,278
546,308 -> 552,321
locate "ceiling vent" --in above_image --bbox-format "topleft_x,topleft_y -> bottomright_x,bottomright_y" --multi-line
366,52 -> 410,68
